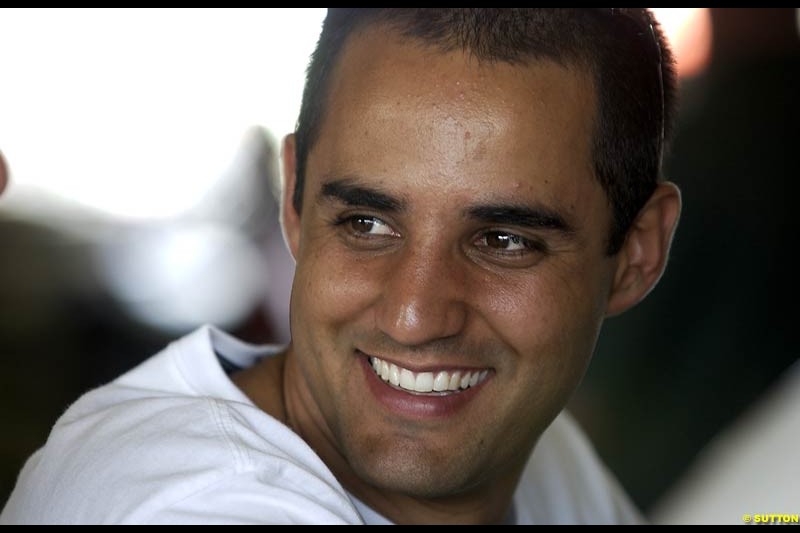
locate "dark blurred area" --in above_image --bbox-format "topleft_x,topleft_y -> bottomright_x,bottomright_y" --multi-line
1,7 -> 798,520
0,126 -> 296,505
569,7 -> 800,515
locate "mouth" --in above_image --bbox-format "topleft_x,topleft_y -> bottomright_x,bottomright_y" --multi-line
367,355 -> 491,395
359,352 -> 492,418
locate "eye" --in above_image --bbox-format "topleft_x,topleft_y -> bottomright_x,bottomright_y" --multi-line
477,231 -> 537,252
344,215 -> 398,236
471,230 -> 548,267
333,214 -> 401,244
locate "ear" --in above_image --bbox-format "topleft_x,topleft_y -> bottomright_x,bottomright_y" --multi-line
606,182 -> 682,316
0,151 -> 8,195
280,134 -> 302,260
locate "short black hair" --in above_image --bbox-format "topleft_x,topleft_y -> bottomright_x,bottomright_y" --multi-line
293,8 -> 677,254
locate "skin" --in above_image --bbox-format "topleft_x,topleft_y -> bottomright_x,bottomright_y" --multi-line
236,26 -> 680,524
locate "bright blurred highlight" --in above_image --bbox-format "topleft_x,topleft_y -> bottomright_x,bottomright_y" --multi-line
0,8 -> 325,221
652,8 -> 713,79
96,223 -> 269,332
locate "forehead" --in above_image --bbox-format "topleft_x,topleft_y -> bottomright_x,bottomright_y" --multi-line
309,25 -> 599,207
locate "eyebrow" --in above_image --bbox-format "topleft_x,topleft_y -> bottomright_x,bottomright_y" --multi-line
319,177 -> 575,235
319,178 -> 405,212
467,204 -> 576,235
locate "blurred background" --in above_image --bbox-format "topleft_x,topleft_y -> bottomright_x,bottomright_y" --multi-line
0,8 -> 797,523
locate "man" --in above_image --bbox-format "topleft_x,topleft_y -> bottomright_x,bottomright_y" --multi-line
1,8 -> 680,524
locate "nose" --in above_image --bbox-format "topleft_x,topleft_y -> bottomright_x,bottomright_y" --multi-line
375,243 -> 468,347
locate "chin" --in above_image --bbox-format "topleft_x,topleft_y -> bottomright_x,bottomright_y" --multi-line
346,434 -> 490,499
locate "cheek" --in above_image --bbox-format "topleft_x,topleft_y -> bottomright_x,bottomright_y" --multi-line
484,265 -> 608,389
293,237 -> 381,331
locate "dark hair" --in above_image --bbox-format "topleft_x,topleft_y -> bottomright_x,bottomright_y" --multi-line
294,8 -> 677,254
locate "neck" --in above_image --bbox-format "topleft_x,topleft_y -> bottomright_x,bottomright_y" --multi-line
280,349 -> 522,524
230,350 -> 288,423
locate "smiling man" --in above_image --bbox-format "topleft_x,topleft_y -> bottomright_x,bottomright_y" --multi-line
1,9 -> 680,524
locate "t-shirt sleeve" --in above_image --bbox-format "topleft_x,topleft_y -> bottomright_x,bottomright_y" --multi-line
106,396 -> 366,524
144,468 -> 362,524
0,390 -> 364,525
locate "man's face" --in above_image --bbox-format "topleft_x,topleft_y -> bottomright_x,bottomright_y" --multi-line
284,29 -> 619,498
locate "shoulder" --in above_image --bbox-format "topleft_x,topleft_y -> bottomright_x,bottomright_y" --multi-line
3,389 -> 361,524
1,329 -> 362,524
513,410 -> 644,525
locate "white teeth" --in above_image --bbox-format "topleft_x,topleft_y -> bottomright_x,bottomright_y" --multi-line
415,372 -> 434,393
400,369 -> 415,390
433,371 -> 449,392
389,364 -> 400,386
368,356 -> 489,394
448,372 -> 461,391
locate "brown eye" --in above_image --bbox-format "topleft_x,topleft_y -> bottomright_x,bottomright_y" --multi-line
484,231 -> 523,250
350,216 -> 376,234
471,230 -> 547,267
338,215 -> 398,237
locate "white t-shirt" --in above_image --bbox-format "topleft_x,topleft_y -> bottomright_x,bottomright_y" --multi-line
1,325 -> 642,524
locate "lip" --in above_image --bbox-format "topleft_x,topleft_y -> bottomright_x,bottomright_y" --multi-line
359,352 -> 490,419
